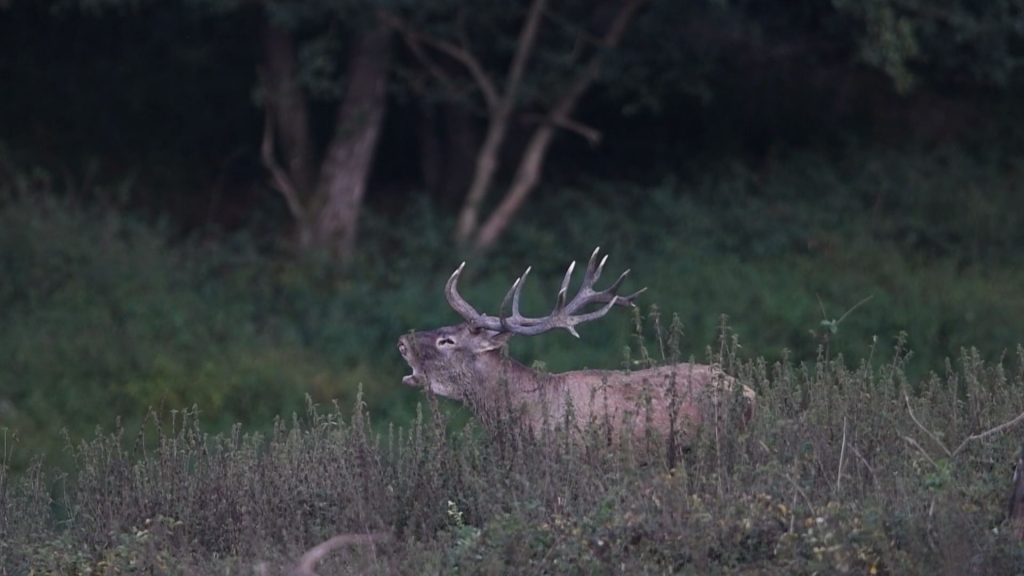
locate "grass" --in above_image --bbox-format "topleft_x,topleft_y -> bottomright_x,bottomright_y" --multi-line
3,330 -> 1024,574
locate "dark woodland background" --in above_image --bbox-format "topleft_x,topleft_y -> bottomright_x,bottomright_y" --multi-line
2,0 -> 1024,462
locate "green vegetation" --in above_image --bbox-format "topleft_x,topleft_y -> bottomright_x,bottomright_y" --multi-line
3,0 -> 1024,571
3,147 -> 1024,470
4,329 -> 1023,573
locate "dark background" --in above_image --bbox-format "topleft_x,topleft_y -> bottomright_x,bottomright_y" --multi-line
2,0 -> 1024,462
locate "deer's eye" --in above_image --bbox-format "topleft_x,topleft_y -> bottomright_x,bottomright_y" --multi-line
436,337 -> 456,348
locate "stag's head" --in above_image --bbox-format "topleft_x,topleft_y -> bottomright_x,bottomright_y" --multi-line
397,325 -> 511,399
398,247 -> 645,399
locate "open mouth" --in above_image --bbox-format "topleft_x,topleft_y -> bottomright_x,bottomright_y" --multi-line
398,340 -> 423,387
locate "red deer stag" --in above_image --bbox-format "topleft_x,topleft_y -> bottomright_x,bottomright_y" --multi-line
398,248 -> 755,440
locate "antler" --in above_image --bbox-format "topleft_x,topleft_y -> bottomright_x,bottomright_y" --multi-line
444,247 -> 646,338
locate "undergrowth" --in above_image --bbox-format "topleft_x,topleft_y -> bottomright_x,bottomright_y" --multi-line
2,146 -> 1024,486
3,326 -> 1024,574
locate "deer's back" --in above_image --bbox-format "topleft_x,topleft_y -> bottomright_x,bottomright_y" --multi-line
549,363 -> 754,438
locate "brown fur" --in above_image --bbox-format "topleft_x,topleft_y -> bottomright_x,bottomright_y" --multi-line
398,324 -> 755,442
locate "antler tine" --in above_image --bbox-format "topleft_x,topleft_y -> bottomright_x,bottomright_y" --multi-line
599,268 -> 631,298
581,246 -> 601,286
592,253 -> 609,286
445,261 -> 503,331
499,267 -> 532,329
576,249 -> 610,302
561,249 -> 613,311
554,260 -> 576,312
618,286 -> 648,306
575,284 -> 646,309
445,262 -> 480,320
498,276 -> 521,319
514,267 -> 531,318
570,295 -> 621,326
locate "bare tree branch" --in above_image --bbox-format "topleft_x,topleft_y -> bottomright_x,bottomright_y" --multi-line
380,11 -> 499,111
502,0 -> 548,104
541,6 -> 604,46
260,107 -> 306,221
400,30 -> 464,99
451,0 -> 548,245
289,531 -> 391,576
545,0 -> 647,120
472,0 -> 646,251
520,113 -> 602,145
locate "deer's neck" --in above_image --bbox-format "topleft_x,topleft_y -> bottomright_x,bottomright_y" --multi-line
464,353 -> 562,422
484,354 -> 557,395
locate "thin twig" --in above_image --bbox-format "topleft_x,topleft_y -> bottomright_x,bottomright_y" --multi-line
401,30 -> 463,97
836,294 -> 874,325
835,416 -> 847,495
902,435 -> 941,471
925,497 -> 939,551
849,442 -> 879,489
903,392 -> 951,457
951,409 -> 1024,458
782,473 -> 816,516
518,112 -> 602,145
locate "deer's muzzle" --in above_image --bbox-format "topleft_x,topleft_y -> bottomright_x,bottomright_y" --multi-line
398,336 -> 424,387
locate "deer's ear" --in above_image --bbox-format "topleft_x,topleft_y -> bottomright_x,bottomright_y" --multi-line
472,330 -> 512,352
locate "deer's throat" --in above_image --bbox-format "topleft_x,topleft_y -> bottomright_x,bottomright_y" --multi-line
467,356 -> 552,402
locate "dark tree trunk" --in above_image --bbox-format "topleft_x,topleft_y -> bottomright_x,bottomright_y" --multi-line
304,25 -> 392,261
418,101 -> 481,208
260,16 -> 392,262
262,23 -> 316,198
